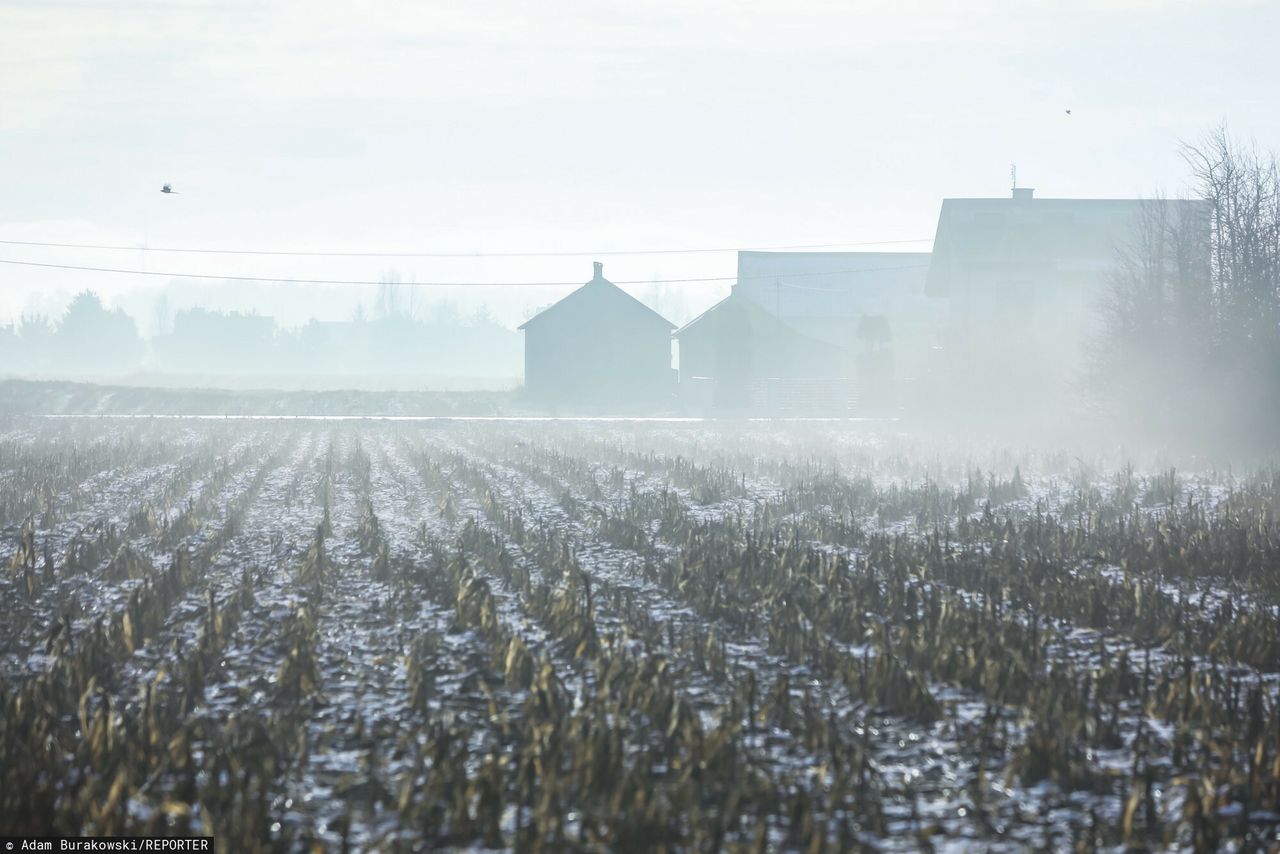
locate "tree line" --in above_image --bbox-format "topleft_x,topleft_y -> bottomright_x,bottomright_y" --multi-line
0,292 -> 522,381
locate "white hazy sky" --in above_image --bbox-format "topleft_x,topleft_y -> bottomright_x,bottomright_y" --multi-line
1,0 -> 1278,329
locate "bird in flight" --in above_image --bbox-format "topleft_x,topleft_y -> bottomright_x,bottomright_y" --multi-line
161,183 -> 179,194
1065,109 -> 1072,116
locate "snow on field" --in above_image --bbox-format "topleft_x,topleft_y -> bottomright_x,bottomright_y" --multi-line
0,416 -> 1276,849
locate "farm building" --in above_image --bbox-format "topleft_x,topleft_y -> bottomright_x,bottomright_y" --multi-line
736,251 -> 940,411
519,262 -> 676,409
674,288 -> 848,415
674,250 -> 938,415
925,188 -> 1211,409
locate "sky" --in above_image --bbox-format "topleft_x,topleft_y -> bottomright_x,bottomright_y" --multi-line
2,0 -> 1278,331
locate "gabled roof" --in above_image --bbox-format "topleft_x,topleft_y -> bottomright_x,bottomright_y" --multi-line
518,262 -> 676,331
674,287 -> 784,339
674,287 -> 842,354
925,191 -> 1210,297
675,288 -> 849,380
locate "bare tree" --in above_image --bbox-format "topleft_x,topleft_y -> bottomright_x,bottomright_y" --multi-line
1184,128 -> 1280,356
373,271 -> 422,321
1094,128 -> 1280,448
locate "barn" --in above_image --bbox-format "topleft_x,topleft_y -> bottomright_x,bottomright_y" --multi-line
733,250 -> 939,391
674,288 -> 849,415
519,262 -> 676,410
673,251 -> 937,415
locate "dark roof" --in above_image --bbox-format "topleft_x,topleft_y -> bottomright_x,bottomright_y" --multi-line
676,289 -> 777,339
674,288 -> 849,380
518,261 -> 676,331
674,288 -> 842,354
925,192 -> 1211,297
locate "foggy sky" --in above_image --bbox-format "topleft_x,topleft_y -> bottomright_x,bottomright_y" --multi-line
2,0 -> 1278,329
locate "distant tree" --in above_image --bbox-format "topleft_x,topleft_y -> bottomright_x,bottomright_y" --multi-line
642,278 -> 676,322
0,324 -> 16,375
374,272 -> 420,321
430,299 -> 460,326
1090,197 -> 1210,419
153,308 -> 278,374
1093,128 -> 1280,448
151,293 -> 174,337
55,291 -> 144,375
15,314 -> 57,374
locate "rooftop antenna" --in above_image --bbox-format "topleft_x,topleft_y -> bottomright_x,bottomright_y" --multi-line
1010,163 -> 1017,190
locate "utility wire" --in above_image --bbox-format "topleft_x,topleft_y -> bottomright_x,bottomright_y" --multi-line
0,257 -> 930,287
0,237 -> 932,258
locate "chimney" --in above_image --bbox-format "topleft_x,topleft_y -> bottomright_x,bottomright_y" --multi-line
1012,187 -> 1034,201
592,261 -> 604,280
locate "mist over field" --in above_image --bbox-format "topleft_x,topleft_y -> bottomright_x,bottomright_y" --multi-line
2,1 -> 1280,850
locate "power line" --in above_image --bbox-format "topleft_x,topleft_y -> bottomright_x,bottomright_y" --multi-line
0,257 -> 930,287
0,237 -> 933,258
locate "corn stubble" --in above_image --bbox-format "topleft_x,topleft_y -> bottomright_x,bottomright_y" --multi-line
0,420 -> 1277,849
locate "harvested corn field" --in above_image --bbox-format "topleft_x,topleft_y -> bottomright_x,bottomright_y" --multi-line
2,417 -> 1279,850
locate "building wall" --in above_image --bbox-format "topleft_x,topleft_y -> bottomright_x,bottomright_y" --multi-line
734,251 -> 943,389
925,196 -> 1210,416
932,197 -> 1210,362
676,297 -> 848,413
679,318 -> 845,384
523,290 -> 673,408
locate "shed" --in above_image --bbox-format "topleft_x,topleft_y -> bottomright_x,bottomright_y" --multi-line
733,250 -> 941,398
519,262 -> 676,409
674,287 -> 850,415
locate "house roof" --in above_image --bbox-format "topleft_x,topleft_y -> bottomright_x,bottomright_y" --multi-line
734,251 -> 933,319
518,261 -> 676,331
674,290 -> 756,339
925,191 -> 1211,297
674,288 -> 849,380
674,287 -> 843,354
